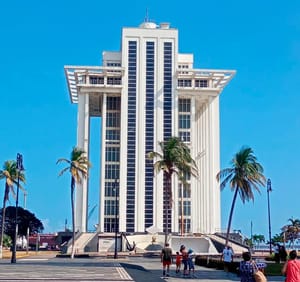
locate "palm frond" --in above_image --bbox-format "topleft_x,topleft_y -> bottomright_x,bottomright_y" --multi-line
58,166 -> 70,177
56,158 -> 71,165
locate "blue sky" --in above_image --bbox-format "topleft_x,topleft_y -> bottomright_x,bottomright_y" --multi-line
0,0 -> 299,240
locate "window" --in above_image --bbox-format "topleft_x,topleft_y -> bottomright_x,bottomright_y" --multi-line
178,218 -> 191,234
179,131 -> 190,142
178,64 -> 189,69
179,99 -> 191,112
107,77 -> 121,85
195,79 -> 208,88
182,171 -> 191,181
179,114 -> 190,129
178,201 -> 191,216
106,112 -> 120,127
178,79 -> 192,87
104,200 -> 118,216
106,129 -> 120,141
105,147 -> 120,162
105,181 -> 119,197
178,183 -> 191,198
104,218 -> 118,233
107,97 -> 120,110
105,164 -> 119,179
107,62 -> 121,67
89,76 -> 104,84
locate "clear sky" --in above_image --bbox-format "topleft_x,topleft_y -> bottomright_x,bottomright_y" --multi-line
0,0 -> 299,240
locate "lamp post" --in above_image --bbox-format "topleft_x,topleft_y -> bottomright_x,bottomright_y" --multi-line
11,153 -> 24,263
267,178 -> 272,255
113,179 -> 118,259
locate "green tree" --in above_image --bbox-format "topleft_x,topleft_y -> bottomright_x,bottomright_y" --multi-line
0,160 -> 25,256
216,146 -> 266,247
252,234 -> 265,247
148,137 -> 198,242
57,147 -> 91,259
2,234 -> 12,248
283,218 -> 300,248
2,206 -> 44,240
244,237 -> 253,248
271,233 -> 284,244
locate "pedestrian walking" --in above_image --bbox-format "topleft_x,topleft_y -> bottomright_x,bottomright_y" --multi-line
187,248 -> 195,277
282,250 -> 300,282
239,251 -> 256,282
160,243 -> 173,277
274,243 -> 280,263
221,246 -> 234,273
180,244 -> 189,276
175,251 -> 182,273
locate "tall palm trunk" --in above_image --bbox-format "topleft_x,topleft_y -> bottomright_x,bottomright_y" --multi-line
0,184 -> 9,257
164,174 -> 172,245
225,187 -> 239,247
71,177 -> 75,259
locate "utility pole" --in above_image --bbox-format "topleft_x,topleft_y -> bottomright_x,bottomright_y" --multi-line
267,179 -> 272,254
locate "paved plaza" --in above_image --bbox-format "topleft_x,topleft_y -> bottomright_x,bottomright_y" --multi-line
0,253 -> 284,282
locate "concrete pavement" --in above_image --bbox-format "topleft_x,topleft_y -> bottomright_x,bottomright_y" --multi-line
122,256 -> 284,282
0,252 -> 284,282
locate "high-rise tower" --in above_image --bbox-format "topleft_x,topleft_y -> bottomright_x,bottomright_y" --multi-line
64,21 -> 235,235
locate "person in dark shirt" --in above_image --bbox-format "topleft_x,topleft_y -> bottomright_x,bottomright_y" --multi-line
161,243 -> 173,277
239,251 -> 255,282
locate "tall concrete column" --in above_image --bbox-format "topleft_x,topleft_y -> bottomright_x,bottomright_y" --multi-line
76,93 -> 90,233
208,96 -> 221,232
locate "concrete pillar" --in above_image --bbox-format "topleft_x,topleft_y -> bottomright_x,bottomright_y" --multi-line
76,93 -> 90,233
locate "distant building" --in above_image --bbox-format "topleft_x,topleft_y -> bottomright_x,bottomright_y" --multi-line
64,20 -> 235,235
28,234 -> 59,250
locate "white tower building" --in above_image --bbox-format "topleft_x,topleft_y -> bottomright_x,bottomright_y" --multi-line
64,21 -> 235,235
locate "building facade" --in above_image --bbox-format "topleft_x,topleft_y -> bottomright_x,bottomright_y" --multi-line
64,21 -> 235,235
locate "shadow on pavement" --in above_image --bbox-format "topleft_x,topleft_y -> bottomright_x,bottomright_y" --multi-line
121,262 -> 164,282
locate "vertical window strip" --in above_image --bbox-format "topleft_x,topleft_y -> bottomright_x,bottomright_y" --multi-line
163,42 -> 173,233
126,41 -> 137,233
104,96 -> 121,232
145,42 -> 155,229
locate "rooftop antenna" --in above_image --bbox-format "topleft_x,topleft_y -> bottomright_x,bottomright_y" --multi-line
145,8 -> 149,22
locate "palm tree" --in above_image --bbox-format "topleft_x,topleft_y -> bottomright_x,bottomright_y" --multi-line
148,137 -> 198,243
57,147 -> 91,259
271,233 -> 284,244
252,234 -> 265,248
216,146 -> 266,247
283,218 -> 300,248
0,160 -> 25,257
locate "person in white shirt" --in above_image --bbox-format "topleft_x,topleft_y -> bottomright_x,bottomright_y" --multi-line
221,246 -> 234,272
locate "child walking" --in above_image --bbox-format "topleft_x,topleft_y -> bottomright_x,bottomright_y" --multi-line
175,251 -> 182,273
187,249 -> 195,277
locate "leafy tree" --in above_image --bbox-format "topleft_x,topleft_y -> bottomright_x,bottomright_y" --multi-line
282,218 -> 300,248
252,234 -> 265,247
148,137 -> 198,242
216,146 -> 266,247
271,233 -> 284,244
244,237 -> 253,248
1,206 -> 44,240
57,147 -> 91,259
2,234 -> 12,248
0,160 -> 25,255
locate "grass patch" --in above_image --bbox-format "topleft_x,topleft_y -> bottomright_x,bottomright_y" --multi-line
265,263 -> 284,276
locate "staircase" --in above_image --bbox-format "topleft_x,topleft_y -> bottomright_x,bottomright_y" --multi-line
207,234 -> 249,254
66,233 -> 96,254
